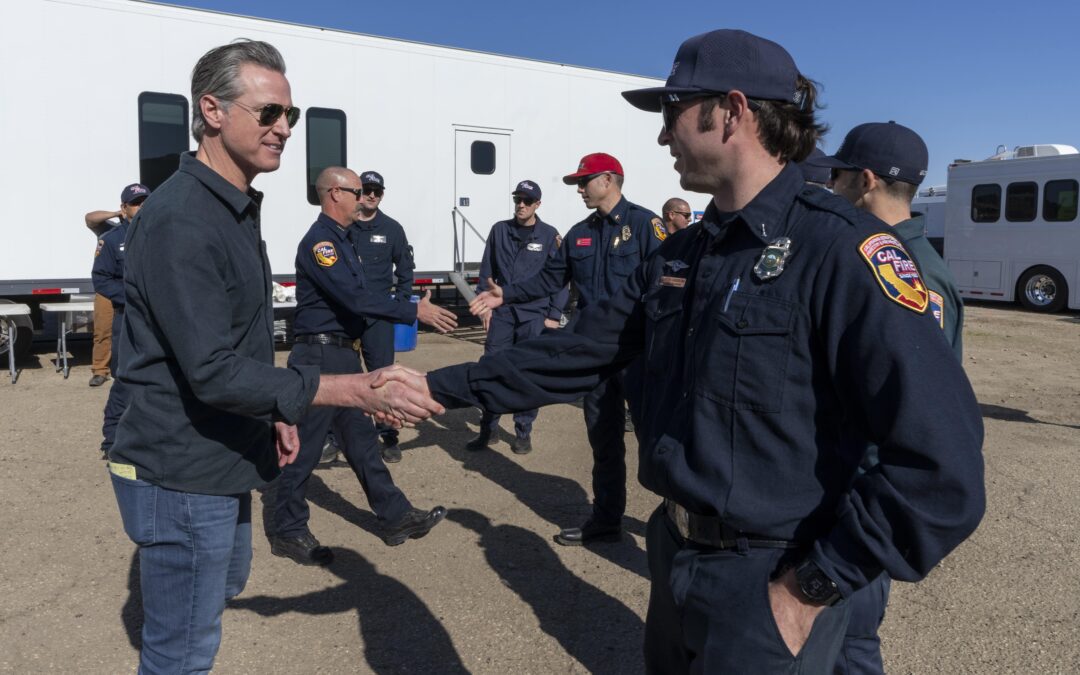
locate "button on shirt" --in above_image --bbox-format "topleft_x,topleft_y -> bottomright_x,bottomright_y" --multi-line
478,217 -> 568,321
110,152 -> 320,495
427,163 -> 985,600
92,220 -> 128,308
292,213 -> 418,338
351,210 -> 414,297
503,196 -> 665,310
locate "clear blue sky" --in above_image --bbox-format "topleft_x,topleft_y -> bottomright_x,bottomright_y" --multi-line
167,0 -> 1080,187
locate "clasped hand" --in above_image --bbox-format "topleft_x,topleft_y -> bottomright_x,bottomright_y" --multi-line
364,364 -> 443,427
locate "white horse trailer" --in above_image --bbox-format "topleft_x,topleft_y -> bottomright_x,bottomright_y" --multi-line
0,0 -> 683,356
943,148 -> 1080,312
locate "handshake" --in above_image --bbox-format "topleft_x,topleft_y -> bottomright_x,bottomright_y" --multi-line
312,364 -> 442,428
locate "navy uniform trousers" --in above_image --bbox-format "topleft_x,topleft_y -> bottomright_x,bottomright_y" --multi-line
101,307 -> 130,452
356,317 -> 398,445
273,341 -> 411,537
644,505 -> 851,674
480,311 -> 546,437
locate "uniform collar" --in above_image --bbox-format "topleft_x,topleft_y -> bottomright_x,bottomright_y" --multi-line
591,196 -> 630,226
177,152 -> 262,217
701,162 -> 803,244
893,214 -> 925,240
354,210 -> 381,230
316,212 -> 352,242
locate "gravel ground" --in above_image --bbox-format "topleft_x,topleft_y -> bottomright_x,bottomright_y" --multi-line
0,302 -> 1077,674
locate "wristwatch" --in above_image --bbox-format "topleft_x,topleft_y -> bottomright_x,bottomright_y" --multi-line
794,560 -> 841,606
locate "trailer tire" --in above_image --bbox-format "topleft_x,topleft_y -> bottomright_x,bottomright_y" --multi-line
1016,265 -> 1068,313
0,301 -> 33,363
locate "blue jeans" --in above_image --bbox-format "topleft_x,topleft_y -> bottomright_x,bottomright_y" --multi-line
110,470 -> 252,674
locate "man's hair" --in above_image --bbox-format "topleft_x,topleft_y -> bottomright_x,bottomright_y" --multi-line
610,173 -> 624,189
190,39 -> 287,142
881,178 -> 919,204
662,198 -> 690,216
697,75 -> 828,163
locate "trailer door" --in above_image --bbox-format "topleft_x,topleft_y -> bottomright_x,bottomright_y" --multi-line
454,130 -> 511,265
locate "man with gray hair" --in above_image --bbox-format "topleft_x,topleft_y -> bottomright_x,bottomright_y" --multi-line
107,40 -> 444,672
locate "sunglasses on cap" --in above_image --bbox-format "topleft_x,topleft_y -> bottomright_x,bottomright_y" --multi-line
512,196 -> 537,206
660,93 -> 761,132
362,186 -> 384,198
231,101 -> 301,128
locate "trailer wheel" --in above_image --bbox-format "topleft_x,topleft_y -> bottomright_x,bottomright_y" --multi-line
1016,266 -> 1068,312
0,301 -> 33,363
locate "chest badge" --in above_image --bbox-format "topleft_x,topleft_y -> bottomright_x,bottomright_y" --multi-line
621,225 -> 632,242
370,234 -> 387,244
753,237 -> 792,280
527,242 -> 543,252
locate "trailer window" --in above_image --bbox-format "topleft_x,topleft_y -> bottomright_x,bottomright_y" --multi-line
971,184 -> 1000,222
471,141 -> 496,175
1043,179 -> 1078,222
306,108 -> 347,205
1005,182 -> 1038,222
138,92 -> 189,191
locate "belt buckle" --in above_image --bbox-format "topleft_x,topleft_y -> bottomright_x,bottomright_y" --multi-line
352,338 -> 361,352
667,499 -> 691,540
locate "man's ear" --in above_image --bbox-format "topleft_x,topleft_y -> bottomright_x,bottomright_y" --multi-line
200,95 -> 226,132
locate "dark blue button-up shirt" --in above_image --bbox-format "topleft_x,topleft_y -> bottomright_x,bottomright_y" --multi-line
292,213 -> 418,338
503,196 -> 664,310
92,219 -> 128,307
478,217 -> 568,321
428,163 -> 985,600
352,210 -> 413,297
111,152 -> 321,495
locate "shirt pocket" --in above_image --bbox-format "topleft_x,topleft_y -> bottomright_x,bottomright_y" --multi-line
699,292 -> 795,412
644,286 -> 684,376
610,242 -> 642,277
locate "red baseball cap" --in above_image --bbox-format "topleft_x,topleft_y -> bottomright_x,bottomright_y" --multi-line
562,153 -> 624,185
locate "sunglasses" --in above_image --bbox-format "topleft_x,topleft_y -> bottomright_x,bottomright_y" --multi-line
513,196 -> 537,206
231,101 -> 301,128
660,93 -> 761,132
575,173 -> 606,189
333,186 -> 363,198
362,186 -> 384,198
671,211 -> 692,219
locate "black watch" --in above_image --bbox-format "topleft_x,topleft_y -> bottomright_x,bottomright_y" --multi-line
794,560 -> 841,606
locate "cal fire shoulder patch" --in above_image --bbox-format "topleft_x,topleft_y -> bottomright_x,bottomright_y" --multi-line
858,233 -> 928,313
928,290 -> 945,329
313,241 -> 338,267
651,217 -> 667,242
95,239 -> 105,257
554,234 -> 562,249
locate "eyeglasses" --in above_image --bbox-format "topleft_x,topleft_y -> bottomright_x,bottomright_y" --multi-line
333,187 -> 363,198
230,101 -> 301,128
670,211 -> 692,219
660,93 -> 760,132
513,196 -> 537,206
362,186 -> 384,198
575,173 -> 606,189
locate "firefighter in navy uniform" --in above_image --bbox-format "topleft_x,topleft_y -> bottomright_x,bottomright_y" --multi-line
423,30 -> 985,672
92,182 -> 149,457
471,152 -> 666,546
466,179 -> 568,455
350,170 -> 414,463
269,167 -> 457,565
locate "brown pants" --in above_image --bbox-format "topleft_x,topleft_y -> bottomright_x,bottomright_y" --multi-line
91,293 -> 113,376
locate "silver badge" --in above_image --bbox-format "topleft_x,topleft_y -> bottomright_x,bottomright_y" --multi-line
621,225 -> 631,242
754,237 -> 792,280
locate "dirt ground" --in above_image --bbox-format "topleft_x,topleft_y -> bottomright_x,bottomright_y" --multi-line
0,302 -> 1077,674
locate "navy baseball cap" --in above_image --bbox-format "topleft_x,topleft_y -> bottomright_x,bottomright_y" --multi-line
512,179 -> 542,200
120,183 -> 150,204
360,171 -> 385,188
798,148 -> 831,185
805,122 -> 928,186
622,29 -> 802,112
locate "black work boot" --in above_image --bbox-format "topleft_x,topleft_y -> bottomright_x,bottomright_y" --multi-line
465,428 -> 492,452
510,435 -> 532,455
383,507 -> 448,546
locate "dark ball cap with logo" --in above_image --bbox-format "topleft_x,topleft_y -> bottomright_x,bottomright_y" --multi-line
562,153 -> 624,185
622,29 -> 803,112
512,179 -> 542,200
798,148 -> 831,185
120,183 -> 150,205
805,122 -> 928,186
360,170 -> 385,188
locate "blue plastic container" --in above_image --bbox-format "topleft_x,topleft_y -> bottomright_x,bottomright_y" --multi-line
393,295 -> 420,352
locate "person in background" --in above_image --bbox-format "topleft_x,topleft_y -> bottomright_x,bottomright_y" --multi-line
660,197 -> 693,234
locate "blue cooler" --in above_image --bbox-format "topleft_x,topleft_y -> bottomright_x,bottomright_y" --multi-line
394,294 -> 420,352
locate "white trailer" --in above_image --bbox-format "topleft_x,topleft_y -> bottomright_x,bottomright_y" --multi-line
0,0 -> 685,356
943,147 -> 1080,312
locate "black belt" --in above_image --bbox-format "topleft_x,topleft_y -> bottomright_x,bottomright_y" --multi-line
664,499 -> 799,551
294,333 -> 360,351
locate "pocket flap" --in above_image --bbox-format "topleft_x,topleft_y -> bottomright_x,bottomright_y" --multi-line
717,292 -> 795,335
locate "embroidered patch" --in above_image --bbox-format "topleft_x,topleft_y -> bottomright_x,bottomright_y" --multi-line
664,260 -> 689,273
554,235 -> 562,249
527,242 -> 543,252
858,234 -> 928,313
660,276 -> 686,288
371,234 -> 387,244
651,217 -> 667,241
313,241 -> 338,267
576,237 -> 592,247
928,290 -> 944,329
95,239 -> 104,257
